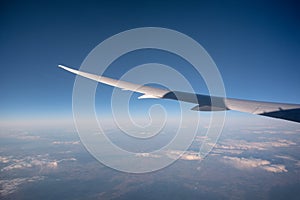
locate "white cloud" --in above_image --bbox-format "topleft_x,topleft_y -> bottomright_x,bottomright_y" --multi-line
1,155 -> 76,172
251,130 -> 278,134
242,125 -> 300,135
135,150 -> 202,161
0,156 -> 13,163
214,139 -> 296,154
181,153 -> 202,161
58,158 -> 77,162
222,156 -> 287,173
282,130 -> 299,135
0,176 -> 44,196
275,155 -> 297,161
0,131 -> 40,140
275,155 -> 300,168
135,153 -> 161,158
52,140 -> 80,145
166,150 -> 202,161
17,135 -> 41,140
261,165 -> 287,173
213,149 -> 244,155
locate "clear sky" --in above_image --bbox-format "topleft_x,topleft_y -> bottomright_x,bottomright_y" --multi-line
1,0 -> 300,124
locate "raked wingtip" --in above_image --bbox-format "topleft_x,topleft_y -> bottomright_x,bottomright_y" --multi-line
58,64 -> 66,69
58,65 -> 72,71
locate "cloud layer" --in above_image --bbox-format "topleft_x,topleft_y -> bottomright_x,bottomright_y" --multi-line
0,155 -> 76,172
0,176 -> 44,196
222,156 -> 288,173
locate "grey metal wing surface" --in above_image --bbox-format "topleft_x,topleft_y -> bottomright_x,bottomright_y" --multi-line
59,65 -> 300,123
225,98 -> 300,123
58,65 -> 169,99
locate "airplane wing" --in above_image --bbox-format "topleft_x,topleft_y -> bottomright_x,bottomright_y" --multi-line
59,65 -> 300,123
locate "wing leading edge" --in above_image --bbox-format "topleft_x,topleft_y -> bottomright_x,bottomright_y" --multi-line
59,65 -> 300,123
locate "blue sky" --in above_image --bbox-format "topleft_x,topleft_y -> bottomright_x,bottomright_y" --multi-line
1,0 -> 300,123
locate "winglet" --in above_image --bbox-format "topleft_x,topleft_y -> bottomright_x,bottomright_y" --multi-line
58,65 -> 83,76
58,65 -> 72,72
58,64 -> 66,69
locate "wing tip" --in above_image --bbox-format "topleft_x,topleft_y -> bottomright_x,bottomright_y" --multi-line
58,64 -> 68,69
58,64 -> 76,73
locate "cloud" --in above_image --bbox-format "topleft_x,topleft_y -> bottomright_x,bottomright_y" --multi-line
212,149 -> 244,155
261,165 -> 287,173
16,135 -> 40,140
0,131 -> 40,140
251,130 -> 278,134
0,176 -> 44,196
135,150 -> 202,161
275,155 -> 297,161
275,155 -> 300,168
214,139 -> 296,154
0,156 -> 13,163
282,130 -> 300,135
166,150 -> 202,161
1,155 -> 76,172
180,153 -> 202,161
52,140 -> 80,145
242,125 -> 300,135
135,153 -> 161,158
222,156 -> 287,173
